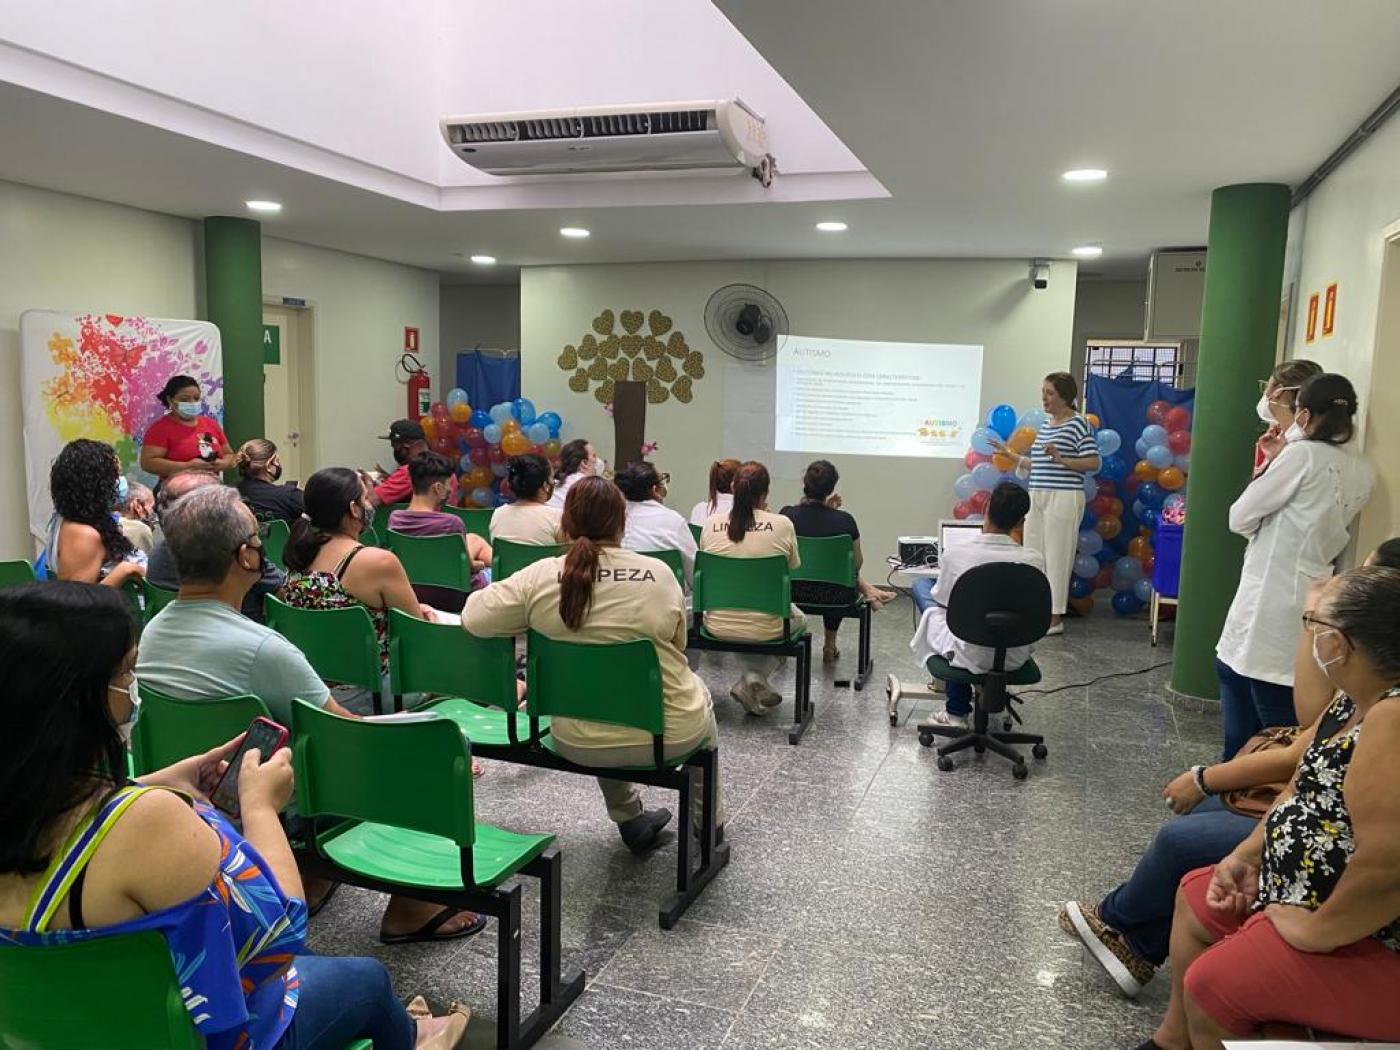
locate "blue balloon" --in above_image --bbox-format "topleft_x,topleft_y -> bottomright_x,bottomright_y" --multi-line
446,387 -> 469,408
491,460 -> 510,477
1002,471 -> 1029,490
953,473 -> 978,501
469,408 -> 491,429
483,422 -> 503,445
536,411 -> 562,438
1132,499 -> 1148,520
1096,548 -> 1117,566
1113,556 -> 1143,583
1138,482 -> 1164,509
1080,508 -> 1099,531
1146,444 -> 1174,469
1141,424 -> 1168,449
1083,473 -> 1099,500
1174,452 -> 1191,472
1095,429 -> 1122,456
512,398 -> 537,426
988,403 -> 1018,441
1070,576 -> 1094,599
1074,553 -> 1099,580
1133,578 -> 1155,604
459,454 -> 472,473
1098,454 -> 1129,481
1078,530 -> 1104,556
971,463 -> 1001,491
1018,409 -> 1048,431
493,490 -> 509,507
1135,437 -> 1150,459
1139,507 -> 1159,530
471,486 -> 494,507
1112,591 -> 1144,616
489,402 -> 513,426
526,422 -> 550,445
970,427 -> 999,456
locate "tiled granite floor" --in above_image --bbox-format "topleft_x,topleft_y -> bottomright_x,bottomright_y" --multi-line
309,599 -> 1215,1049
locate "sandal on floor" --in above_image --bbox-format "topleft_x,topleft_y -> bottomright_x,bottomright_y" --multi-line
307,881 -> 340,918
380,908 -> 488,946
822,646 -> 841,665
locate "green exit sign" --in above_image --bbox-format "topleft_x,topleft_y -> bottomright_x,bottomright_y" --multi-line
262,323 -> 280,365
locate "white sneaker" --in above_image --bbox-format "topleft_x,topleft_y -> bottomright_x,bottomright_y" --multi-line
1044,622 -> 1065,636
729,675 -> 770,717
930,709 -> 969,729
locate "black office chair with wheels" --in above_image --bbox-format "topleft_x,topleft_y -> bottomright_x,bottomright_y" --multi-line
915,561 -> 1051,779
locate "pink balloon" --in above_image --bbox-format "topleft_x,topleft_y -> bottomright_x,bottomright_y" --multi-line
953,500 -> 974,521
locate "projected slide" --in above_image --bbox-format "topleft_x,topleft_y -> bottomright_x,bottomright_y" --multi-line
774,334 -> 984,458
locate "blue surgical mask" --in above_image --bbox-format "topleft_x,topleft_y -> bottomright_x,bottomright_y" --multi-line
176,401 -> 201,419
114,475 -> 129,506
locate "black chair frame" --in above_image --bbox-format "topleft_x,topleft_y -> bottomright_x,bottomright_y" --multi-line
795,594 -> 873,690
686,623 -> 814,744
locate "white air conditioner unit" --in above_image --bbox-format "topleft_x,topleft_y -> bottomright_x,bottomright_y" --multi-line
440,99 -> 774,185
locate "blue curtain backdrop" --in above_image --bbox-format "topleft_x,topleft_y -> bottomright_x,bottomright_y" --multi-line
1084,373 -> 1195,578
455,350 -> 520,407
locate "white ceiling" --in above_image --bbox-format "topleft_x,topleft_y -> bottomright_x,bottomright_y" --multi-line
1,0 -> 1398,282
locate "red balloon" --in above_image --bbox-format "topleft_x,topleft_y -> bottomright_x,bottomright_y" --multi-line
464,426 -> 486,449
1141,553 -> 1156,575
964,449 -> 991,470
488,445 -> 508,465
1093,569 -> 1113,591
1146,400 -> 1170,425
953,500 -> 974,520
1090,495 -> 1114,518
1164,406 -> 1192,434
1096,480 -> 1118,499
429,401 -> 450,420
532,444 -> 547,455
1167,430 -> 1192,455
969,490 -> 991,513
1122,475 -> 1143,497
431,435 -> 454,455
469,446 -> 491,468
1107,498 -> 1124,517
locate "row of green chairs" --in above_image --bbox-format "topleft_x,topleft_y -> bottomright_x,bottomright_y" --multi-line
369,502 -> 493,547
0,559 -> 36,589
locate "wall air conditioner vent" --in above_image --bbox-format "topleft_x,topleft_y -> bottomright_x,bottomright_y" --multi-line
441,99 -> 772,185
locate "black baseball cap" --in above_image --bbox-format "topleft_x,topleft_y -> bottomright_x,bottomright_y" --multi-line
380,419 -> 426,444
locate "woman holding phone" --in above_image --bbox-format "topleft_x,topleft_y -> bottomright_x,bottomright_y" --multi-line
0,582 -> 468,1049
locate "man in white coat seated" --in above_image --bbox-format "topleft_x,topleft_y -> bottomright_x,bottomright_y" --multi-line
911,482 -> 1047,728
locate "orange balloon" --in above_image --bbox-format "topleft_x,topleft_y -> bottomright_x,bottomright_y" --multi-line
502,431 -> 532,456
542,439 -> 562,458
502,419 -> 521,434
1158,466 -> 1185,491
1069,595 -> 1095,617
1128,536 -> 1149,559
1108,498 -> 1124,517
1008,426 -> 1037,454
1095,516 -> 1123,540
992,451 -> 1016,472
449,402 -> 472,424
1086,413 -> 1101,429
1134,460 -> 1159,482
420,416 -> 436,440
466,466 -> 493,489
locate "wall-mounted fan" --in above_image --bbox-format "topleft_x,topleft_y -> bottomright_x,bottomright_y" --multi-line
703,284 -> 789,362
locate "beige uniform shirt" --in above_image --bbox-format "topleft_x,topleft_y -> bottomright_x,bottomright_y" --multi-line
698,508 -> 800,641
462,546 -> 710,751
489,501 -> 566,546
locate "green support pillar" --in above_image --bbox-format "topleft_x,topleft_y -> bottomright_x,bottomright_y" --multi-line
1171,184 -> 1291,700
203,217 -> 264,447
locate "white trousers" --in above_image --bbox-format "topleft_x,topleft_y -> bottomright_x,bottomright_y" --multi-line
1024,488 -> 1084,615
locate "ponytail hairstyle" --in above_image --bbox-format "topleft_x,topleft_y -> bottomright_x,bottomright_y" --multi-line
556,439 -> 591,483
558,476 -> 626,631
1296,372 -> 1358,446
727,461 -> 770,544
507,453 -> 552,501
157,374 -> 200,408
708,458 -> 740,512
236,438 -> 278,479
1044,371 -> 1080,410
283,467 -> 364,572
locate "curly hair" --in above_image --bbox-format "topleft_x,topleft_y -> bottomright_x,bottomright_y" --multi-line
49,439 -> 133,563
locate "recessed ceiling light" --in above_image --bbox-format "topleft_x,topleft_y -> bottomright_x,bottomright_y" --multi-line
1071,245 -> 1104,258
560,227 -> 590,239
815,221 -> 848,232
1062,169 -> 1108,183
245,200 -> 282,213
470,254 -> 497,265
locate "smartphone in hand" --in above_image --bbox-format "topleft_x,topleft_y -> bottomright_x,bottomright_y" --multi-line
209,717 -> 289,818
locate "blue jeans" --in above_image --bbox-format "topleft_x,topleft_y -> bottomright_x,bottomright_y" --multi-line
913,581 -> 971,717
1096,796 -> 1258,965
279,954 -> 414,1050
1216,657 -> 1296,761
912,577 -> 936,616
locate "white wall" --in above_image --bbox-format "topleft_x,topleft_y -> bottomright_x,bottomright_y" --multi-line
0,180 -> 200,558
438,284 -> 521,398
521,259 -> 1077,561
1069,278 -> 1146,379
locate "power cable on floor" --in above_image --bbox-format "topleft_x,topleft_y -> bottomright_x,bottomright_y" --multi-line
1014,660 -> 1173,698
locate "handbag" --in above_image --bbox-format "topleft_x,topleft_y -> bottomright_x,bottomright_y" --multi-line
1221,726 -> 1302,819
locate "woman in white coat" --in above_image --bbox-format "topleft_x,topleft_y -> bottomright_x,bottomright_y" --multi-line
1215,372 -> 1374,759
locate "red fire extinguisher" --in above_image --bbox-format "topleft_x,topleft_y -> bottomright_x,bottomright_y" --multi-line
398,354 -> 431,419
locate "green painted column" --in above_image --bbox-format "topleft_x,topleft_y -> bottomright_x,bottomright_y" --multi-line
1171,184 -> 1291,700
203,217 -> 264,447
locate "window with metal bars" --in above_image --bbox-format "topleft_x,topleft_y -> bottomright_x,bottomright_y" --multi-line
1084,340 -> 1192,388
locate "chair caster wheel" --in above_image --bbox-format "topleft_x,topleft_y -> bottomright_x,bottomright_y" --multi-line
1032,743 -> 1048,760
1003,719 -> 1013,732
918,731 -> 934,748
1012,762 -> 1029,780
890,714 -> 899,727
936,755 -> 954,772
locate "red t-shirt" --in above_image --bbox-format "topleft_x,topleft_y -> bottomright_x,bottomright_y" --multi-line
375,466 -> 457,506
143,414 -> 229,464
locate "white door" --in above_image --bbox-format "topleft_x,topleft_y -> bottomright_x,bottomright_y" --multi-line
261,306 -> 303,482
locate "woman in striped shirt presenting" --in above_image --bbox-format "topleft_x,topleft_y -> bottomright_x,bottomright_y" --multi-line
997,372 -> 1100,634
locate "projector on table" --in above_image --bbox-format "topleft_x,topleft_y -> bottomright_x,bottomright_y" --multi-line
898,536 -> 939,568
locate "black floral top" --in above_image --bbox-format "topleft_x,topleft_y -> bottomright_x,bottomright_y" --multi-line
1258,686 -> 1400,952
282,546 -> 390,673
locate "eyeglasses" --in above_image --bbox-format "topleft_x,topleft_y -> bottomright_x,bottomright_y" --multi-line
1301,612 -> 1342,632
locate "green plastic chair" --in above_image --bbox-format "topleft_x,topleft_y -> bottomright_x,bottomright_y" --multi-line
386,529 -> 472,592
0,559 -> 37,589
687,522 -> 703,544
265,596 -> 384,714
291,698 -> 582,1047
0,931 -> 371,1050
368,502 -> 407,548
131,685 -> 271,775
141,577 -> 179,623
492,538 -> 566,581
640,548 -> 686,590
445,504 -> 494,540
792,534 -> 873,690
262,518 -> 290,569
388,608 -> 543,739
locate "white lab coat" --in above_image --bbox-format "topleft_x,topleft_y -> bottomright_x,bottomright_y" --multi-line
1216,437 -> 1374,686
622,499 -> 697,588
910,532 -> 1047,674
546,471 -> 584,509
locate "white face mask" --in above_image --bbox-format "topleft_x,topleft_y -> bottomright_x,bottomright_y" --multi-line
109,677 -> 139,744
1285,421 -> 1306,443
1311,627 -> 1343,678
1256,395 -> 1277,425
593,457 -> 607,477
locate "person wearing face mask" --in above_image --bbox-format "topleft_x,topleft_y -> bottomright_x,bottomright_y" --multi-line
1137,565 -> 1400,1050
1214,372 -> 1374,759
548,439 -> 603,509
236,437 -> 304,523
1252,358 -> 1322,475
0,581 -> 471,1050
139,375 -> 236,485
491,453 -> 567,544
617,460 -> 696,589
44,438 -> 147,588
368,419 -> 457,508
